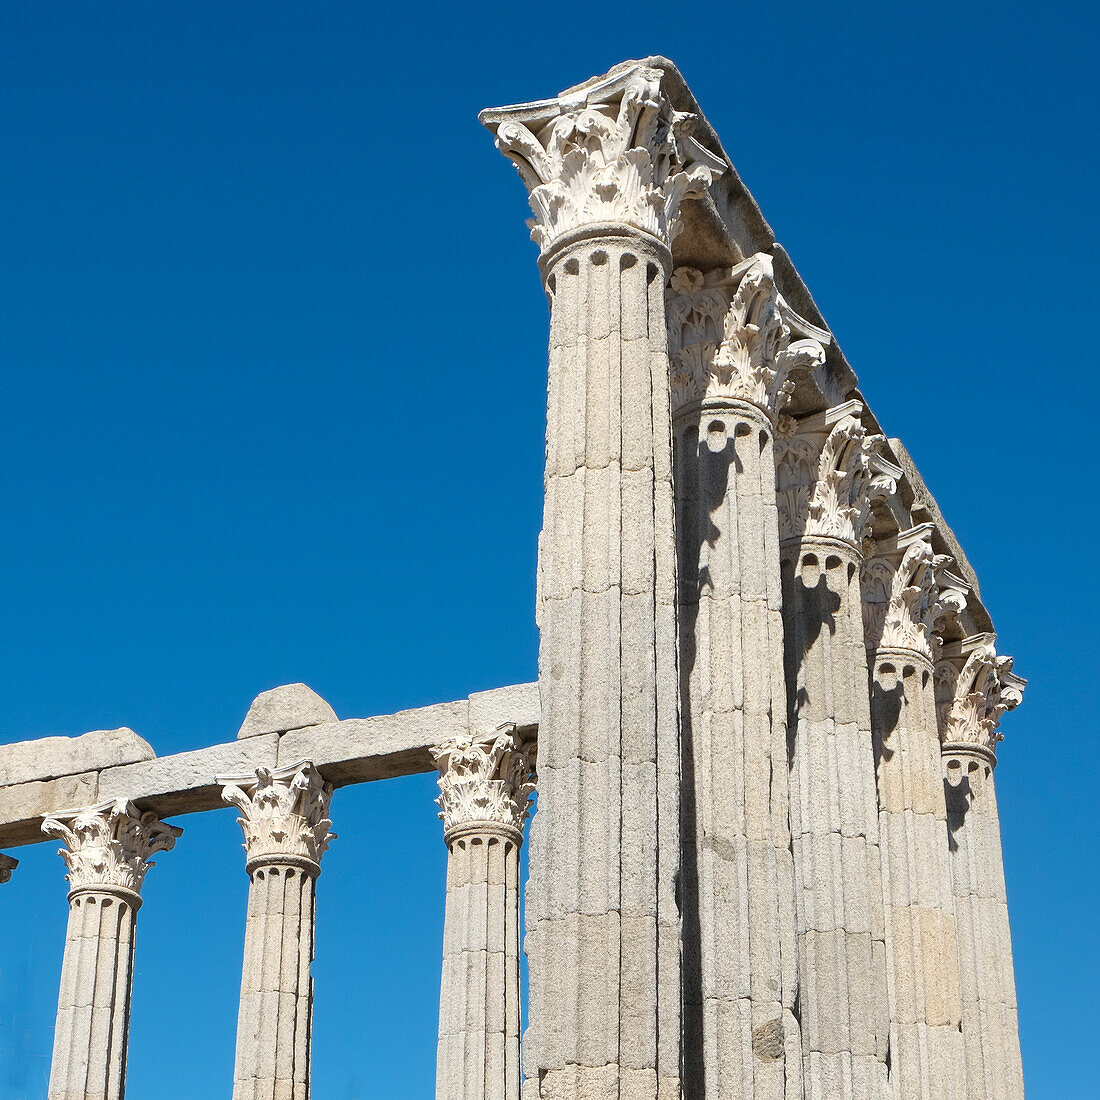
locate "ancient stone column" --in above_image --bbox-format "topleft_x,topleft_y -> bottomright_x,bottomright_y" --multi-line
667,258 -> 828,1099
431,725 -> 535,1100
480,63 -> 725,1100
861,528 -> 968,1100
936,638 -> 1025,1100
0,853 -> 16,882
219,760 -> 335,1100
776,408 -> 895,1100
42,799 -> 181,1100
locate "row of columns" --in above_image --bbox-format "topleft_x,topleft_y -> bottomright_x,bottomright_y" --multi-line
24,760 -> 334,1100
480,61 -> 1025,1100
18,741 -> 532,1100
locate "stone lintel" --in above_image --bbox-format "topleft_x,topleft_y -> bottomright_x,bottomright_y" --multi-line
0,727 -> 155,787
0,682 -> 539,848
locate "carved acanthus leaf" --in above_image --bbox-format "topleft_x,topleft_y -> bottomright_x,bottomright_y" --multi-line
863,535 -> 969,657
42,800 -> 181,894
431,724 -> 535,833
220,760 -> 335,866
665,255 -> 829,418
484,66 -> 726,252
935,643 -> 1025,751
777,413 -> 894,545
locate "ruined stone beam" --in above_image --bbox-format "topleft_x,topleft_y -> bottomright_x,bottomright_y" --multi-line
0,683 -> 538,847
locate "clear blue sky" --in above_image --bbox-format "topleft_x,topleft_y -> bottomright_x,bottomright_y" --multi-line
0,3 -> 1095,1097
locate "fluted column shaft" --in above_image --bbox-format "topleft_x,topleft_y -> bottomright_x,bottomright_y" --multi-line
42,800 -> 181,1100
220,760 -> 335,1100
235,857 -> 317,1099
437,824 -> 524,1100
781,535 -> 889,1100
432,728 -> 533,1100
676,399 -> 801,1099
943,746 -> 1023,1100
527,224 -> 682,1100
871,650 -> 964,1099
481,65 -> 728,1099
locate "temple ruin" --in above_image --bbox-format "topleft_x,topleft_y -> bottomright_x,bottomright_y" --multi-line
0,58 -> 1026,1100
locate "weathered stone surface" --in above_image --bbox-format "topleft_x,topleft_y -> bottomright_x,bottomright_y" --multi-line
237,682 -> 337,739
0,771 -> 99,845
99,735 -> 279,815
0,727 -> 154,786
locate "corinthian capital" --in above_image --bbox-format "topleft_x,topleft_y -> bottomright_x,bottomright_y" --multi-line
0,854 -> 17,884
219,760 -> 335,870
665,255 -> 830,418
431,724 -> 535,837
42,799 -> 181,895
776,404 -> 899,546
861,527 -> 969,657
935,637 -> 1025,753
480,63 -> 726,254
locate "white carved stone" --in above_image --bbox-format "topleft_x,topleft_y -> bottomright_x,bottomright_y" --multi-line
221,759 -> 335,869
861,526 -> 969,659
0,853 -> 17,883
666,255 -> 829,419
432,727 -> 534,1100
42,800 -> 181,1100
431,725 -> 534,839
480,62 -> 725,255
938,637 -> 1025,1100
776,405 -> 899,547
218,761 -> 335,1099
937,639 -> 1025,754
43,797 -> 181,898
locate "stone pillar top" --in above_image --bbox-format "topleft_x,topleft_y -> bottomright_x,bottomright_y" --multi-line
431,724 -> 535,843
0,853 -> 17,883
936,635 -> 1025,758
42,799 -> 181,898
479,61 -> 726,256
219,760 -> 335,873
861,524 -> 969,659
776,401 -> 900,549
665,254 -> 830,420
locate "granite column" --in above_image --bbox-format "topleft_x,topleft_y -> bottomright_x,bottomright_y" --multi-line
862,529 -> 968,1100
667,258 -> 827,1099
42,799 -> 181,1100
937,638 -> 1025,1100
481,63 -> 725,1100
219,760 -> 335,1100
432,726 -> 534,1100
776,409 -> 893,1100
